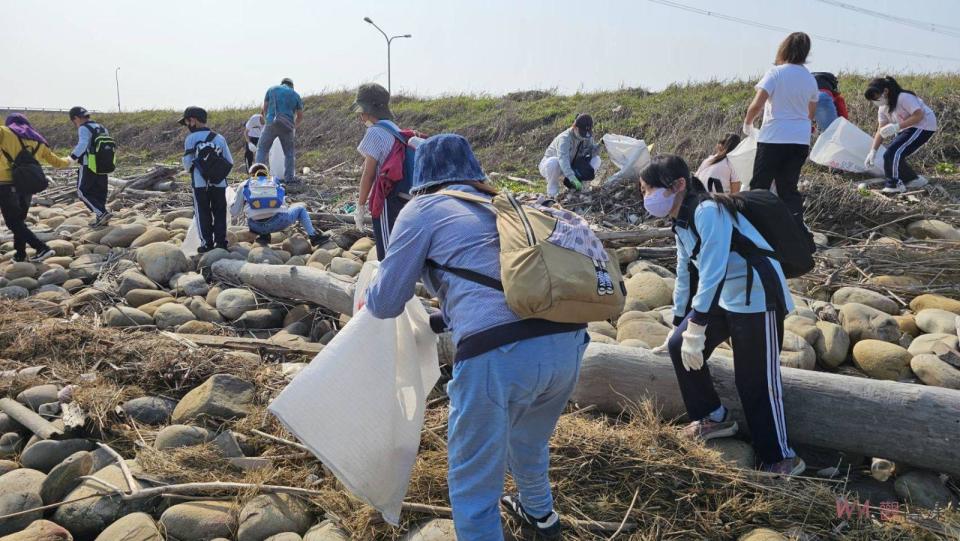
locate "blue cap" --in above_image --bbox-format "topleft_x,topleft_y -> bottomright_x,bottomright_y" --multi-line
411,134 -> 487,195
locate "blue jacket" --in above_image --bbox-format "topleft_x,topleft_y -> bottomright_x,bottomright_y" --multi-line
673,197 -> 794,320
182,128 -> 233,188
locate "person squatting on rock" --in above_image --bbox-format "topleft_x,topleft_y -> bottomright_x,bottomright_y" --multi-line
68,106 -> 113,226
180,106 -> 233,253
255,77 -> 303,184
243,112 -> 264,172
539,113 -> 601,197
695,132 -> 742,194
642,154 -> 805,476
352,83 -> 421,260
0,114 -> 72,262
742,32 -> 818,229
364,134 -> 587,540
864,76 -> 938,194
230,162 -> 328,248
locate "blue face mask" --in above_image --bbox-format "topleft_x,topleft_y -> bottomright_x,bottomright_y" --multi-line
643,187 -> 677,218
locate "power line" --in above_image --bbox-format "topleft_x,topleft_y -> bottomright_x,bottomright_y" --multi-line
647,0 -> 960,62
814,0 -> 960,38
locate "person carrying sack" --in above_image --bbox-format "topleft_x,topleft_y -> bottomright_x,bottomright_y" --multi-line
254,78 -> 303,185
180,106 -> 233,254
0,114 -> 72,262
230,162 -> 328,247
364,134 -> 589,540
539,113 -> 601,197
68,106 -> 116,227
642,154 -> 807,477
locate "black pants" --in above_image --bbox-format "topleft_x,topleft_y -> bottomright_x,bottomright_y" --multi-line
0,185 -> 46,257
193,186 -> 227,250
244,136 -> 260,172
372,193 -> 409,261
884,128 -> 935,183
77,166 -> 108,217
750,143 -> 808,224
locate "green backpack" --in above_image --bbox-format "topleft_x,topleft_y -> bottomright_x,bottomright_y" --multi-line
83,123 -> 117,174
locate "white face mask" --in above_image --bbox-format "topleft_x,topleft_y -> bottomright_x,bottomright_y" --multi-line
364,120 -> 374,128
871,99 -> 884,107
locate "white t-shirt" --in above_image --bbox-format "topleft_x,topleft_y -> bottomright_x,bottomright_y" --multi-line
879,93 -> 937,132
696,155 -> 739,193
245,114 -> 264,138
756,64 -> 818,145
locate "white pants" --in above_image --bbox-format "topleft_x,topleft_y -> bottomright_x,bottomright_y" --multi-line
539,155 -> 601,197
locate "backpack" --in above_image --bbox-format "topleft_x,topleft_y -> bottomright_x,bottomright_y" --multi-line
82,123 -> 117,175
243,175 -> 286,214
189,131 -> 232,185
570,140 -> 596,181
1,137 -> 48,195
369,121 -> 417,218
427,190 -> 626,324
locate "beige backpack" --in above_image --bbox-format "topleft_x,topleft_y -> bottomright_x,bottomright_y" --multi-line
429,190 -> 625,323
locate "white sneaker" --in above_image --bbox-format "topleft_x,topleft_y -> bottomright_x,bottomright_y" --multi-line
906,175 -> 929,189
881,181 -> 906,194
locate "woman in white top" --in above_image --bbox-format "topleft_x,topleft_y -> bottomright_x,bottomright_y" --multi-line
243,113 -> 264,171
695,133 -> 742,194
742,32 -> 818,228
863,76 -> 937,194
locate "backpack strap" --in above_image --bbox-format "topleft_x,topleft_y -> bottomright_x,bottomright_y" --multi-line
425,189 -> 504,291
374,121 -> 409,145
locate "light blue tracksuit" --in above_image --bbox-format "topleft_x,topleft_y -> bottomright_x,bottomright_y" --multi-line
366,185 -> 586,540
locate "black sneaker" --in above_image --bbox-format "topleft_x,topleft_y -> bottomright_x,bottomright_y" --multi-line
309,233 -> 330,248
197,245 -> 212,254
214,243 -> 229,251
500,494 -> 561,540
13,252 -> 27,263
91,211 -> 112,227
881,179 -> 906,194
255,234 -> 271,246
30,248 -> 55,263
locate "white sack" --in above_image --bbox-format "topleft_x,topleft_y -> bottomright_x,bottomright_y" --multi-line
269,140 -> 285,180
728,131 -> 758,190
181,186 -> 236,256
601,134 -> 651,184
269,261 -> 440,525
810,117 -> 886,176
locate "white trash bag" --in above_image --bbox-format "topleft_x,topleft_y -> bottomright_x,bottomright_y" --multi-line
269,261 -> 441,525
810,117 -> 886,176
727,131 -> 758,190
601,134 -> 651,184
181,186 -> 237,256
269,140 -> 285,180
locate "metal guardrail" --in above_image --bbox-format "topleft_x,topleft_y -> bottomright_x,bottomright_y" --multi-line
0,107 -> 102,113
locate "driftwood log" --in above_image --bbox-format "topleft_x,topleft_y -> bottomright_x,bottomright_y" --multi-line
571,343 -> 960,478
0,398 -> 64,440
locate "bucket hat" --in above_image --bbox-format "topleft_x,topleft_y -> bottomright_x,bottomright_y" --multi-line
411,134 -> 487,195
351,83 -> 394,120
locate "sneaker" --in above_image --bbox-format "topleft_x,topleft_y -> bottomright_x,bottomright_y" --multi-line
906,175 -> 929,189
13,252 -> 27,263
214,243 -> 229,251
760,456 -> 806,476
309,233 -> 330,248
197,245 -> 212,255
500,494 -> 561,540
881,180 -> 906,194
284,177 -> 303,186
681,412 -> 739,441
30,248 -> 55,263
91,211 -> 112,227
255,234 -> 271,247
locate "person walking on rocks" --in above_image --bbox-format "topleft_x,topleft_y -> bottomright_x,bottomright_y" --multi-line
365,134 -> 586,540
742,32 -> 818,229
642,154 -> 805,476
68,106 -> 114,226
230,162 -> 328,247
864,76 -> 937,194
254,78 -> 303,185
243,112 -> 264,172
1,114 -> 72,262
180,106 -> 233,253
539,113 -> 601,197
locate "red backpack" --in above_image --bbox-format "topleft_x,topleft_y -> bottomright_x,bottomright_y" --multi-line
368,122 -> 421,218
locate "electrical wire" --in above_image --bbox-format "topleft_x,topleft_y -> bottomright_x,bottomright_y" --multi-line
647,0 -> 960,62
814,0 -> 960,38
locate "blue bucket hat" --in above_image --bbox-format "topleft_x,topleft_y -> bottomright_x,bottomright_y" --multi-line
411,134 -> 487,195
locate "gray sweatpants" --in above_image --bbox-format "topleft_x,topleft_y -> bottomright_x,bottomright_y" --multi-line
255,121 -> 296,182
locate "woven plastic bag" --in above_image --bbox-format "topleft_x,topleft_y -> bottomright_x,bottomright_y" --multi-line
269,140 -> 285,180
601,134 -> 651,184
181,186 -> 236,256
268,261 -> 440,525
727,131 -> 758,190
810,117 -> 886,176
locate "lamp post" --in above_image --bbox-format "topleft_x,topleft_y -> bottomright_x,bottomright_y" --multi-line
363,17 -> 411,95
115,67 -> 121,113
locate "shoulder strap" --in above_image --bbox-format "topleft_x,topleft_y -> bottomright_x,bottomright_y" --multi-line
436,189 -> 493,205
374,121 -> 409,144
204,131 -> 217,143
425,259 -> 504,291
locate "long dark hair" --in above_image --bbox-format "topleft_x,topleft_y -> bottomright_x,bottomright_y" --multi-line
775,32 -> 811,65
864,76 -> 916,110
708,133 -> 741,166
639,154 -> 739,217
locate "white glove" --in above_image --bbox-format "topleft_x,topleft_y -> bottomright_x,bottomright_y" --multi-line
742,122 -> 754,137
247,142 -> 257,152
864,149 -> 877,169
651,327 -> 675,354
353,204 -> 367,230
880,123 -> 899,138
680,321 -> 707,371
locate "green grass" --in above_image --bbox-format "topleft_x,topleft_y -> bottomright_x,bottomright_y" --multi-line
22,74 -> 960,180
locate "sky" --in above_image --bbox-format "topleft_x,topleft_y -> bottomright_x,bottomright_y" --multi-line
4,0 -> 959,112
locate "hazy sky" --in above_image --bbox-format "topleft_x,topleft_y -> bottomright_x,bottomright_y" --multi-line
5,0 -> 958,111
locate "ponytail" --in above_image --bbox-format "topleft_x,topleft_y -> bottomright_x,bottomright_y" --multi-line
641,154 -> 739,219
708,133 -> 742,166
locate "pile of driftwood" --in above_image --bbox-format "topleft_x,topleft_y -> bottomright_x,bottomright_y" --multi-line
107,165 -> 180,199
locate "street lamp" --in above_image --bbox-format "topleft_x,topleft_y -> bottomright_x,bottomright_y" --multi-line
363,16 -> 411,95
115,67 -> 121,113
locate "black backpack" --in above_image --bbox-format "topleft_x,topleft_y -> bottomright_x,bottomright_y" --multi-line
812,72 -> 839,93
189,131 -> 232,185
1,137 -> 48,195
570,140 -> 596,181
82,123 -> 117,175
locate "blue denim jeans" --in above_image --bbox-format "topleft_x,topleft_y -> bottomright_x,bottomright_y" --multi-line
247,203 -> 316,236
447,329 -> 588,540
814,91 -> 838,133
255,121 -> 296,182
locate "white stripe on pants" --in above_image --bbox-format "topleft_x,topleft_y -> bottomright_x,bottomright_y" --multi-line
765,310 -> 792,459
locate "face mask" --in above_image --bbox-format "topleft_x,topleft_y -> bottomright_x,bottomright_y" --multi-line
871,99 -> 884,107
364,120 -> 374,128
187,124 -> 201,133
643,187 -> 677,218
